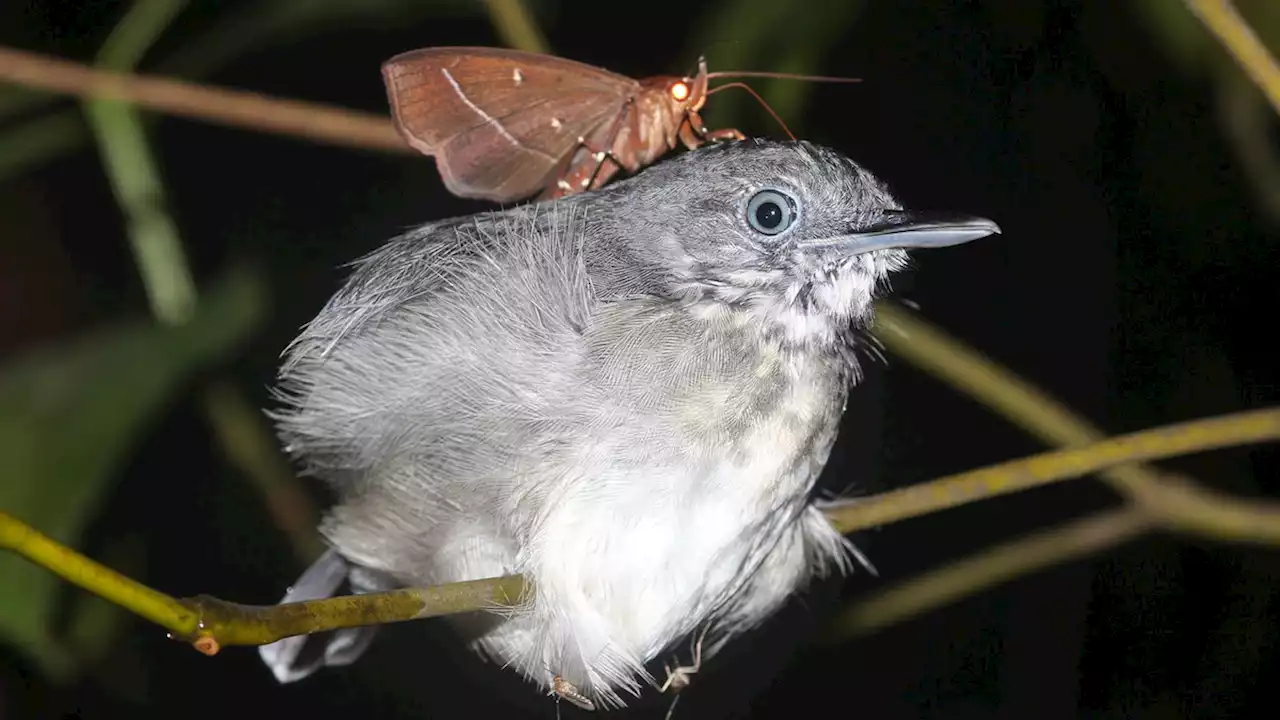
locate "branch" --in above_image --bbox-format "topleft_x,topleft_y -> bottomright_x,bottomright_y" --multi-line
0,509 -> 523,654
823,405 -> 1280,536
0,45 -> 408,154
1183,0 -> 1280,117
4,407 -> 1278,653
849,304 -> 1280,632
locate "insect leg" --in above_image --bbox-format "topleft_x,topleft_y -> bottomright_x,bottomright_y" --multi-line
552,100 -> 638,196
703,128 -> 747,142
658,624 -> 709,694
680,109 -> 745,151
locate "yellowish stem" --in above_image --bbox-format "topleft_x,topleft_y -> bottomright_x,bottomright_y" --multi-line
825,405 -> 1280,535
4,406 -> 1279,652
0,511 -> 198,638
1184,0 -> 1280,117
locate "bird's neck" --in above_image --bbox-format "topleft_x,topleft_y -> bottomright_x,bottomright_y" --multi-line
673,274 -> 869,357
678,291 -> 867,382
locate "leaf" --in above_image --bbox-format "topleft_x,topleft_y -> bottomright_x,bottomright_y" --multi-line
0,266 -> 266,679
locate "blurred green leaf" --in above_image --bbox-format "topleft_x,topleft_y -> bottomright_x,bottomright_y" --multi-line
86,0 -> 197,328
687,0 -> 867,140
0,266 -> 266,679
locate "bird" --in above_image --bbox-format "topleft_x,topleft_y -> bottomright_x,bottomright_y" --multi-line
257,138 -> 1000,710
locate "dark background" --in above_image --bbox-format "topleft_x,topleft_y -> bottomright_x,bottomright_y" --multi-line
2,1 -> 1278,718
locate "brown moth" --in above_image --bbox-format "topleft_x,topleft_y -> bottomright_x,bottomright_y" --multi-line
381,46 -> 860,203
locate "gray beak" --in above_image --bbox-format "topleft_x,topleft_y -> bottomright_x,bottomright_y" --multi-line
803,211 -> 1001,256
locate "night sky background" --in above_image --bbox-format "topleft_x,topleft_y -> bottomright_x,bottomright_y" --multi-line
2,1 -> 1279,718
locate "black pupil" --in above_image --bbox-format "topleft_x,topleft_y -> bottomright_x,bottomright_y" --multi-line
754,201 -> 783,229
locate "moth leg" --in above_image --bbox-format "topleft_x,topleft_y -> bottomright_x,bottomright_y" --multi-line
581,140 -> 631,192
551,675 -> 596,711
704,128 -> 747,142
680,109 -> 745,151
550,101 -> 638,197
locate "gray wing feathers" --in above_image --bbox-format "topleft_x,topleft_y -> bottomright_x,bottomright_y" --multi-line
258,549 -> 381,683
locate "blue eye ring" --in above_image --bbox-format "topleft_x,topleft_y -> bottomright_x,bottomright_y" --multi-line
746,189 -> 798,236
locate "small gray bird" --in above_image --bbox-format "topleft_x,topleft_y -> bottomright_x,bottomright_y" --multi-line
258,139 -> 999,709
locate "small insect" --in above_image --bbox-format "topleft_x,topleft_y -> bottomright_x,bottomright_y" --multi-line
658,626 -> 710,720
381,46 -> 861,203
552,675 -> 596,711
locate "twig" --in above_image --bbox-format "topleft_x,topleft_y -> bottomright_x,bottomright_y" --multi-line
0,510 -> 523,652
1183,0 -> 1280,117
849,303 -> 1279,632
0,46 -> 407,154
823,405 -> 1280,536
4,407 -> 1278,652
0,511 -> 199,637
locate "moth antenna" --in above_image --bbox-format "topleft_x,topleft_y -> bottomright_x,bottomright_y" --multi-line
707,81 -> 796,141
705,70 -> 862,84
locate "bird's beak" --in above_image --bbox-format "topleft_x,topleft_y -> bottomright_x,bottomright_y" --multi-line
803,211 -> 1001,256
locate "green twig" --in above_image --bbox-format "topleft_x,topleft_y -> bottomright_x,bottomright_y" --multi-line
0,511 -> 524,652
4,407 -> 1279,652
823,406 -> 1280,537
0,511 -> 198,637
844,302 -> 1274,633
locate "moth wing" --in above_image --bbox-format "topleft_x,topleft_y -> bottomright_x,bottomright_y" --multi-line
383,47 -> 640,202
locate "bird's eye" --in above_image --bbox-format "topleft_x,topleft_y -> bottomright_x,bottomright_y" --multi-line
746,190 -> 797,236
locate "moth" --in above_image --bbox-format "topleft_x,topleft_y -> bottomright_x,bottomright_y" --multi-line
381,46 -> 859,203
